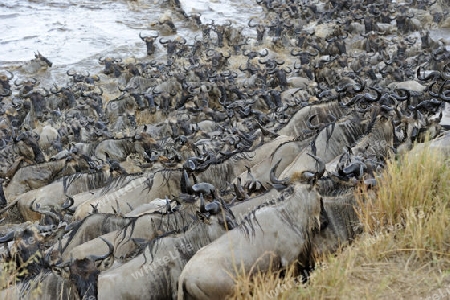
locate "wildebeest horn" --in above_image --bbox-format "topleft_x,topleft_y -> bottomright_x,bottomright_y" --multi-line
50,83 -> 61,94
306,153 -> 326,178
19,88 -> 32,98
248,18 -> 258,28
89,237 -> 114,261
37,206 -> 61,226
290,49 -> 301,56
159,37 -> 169,45
42,87 -> 50,97
239,65 -> 250,72
61,195 -> 75,210
193,34 -> 202,42
36,224 -> 57,233
188,85 -> 199,95
5,70 -> 14,80
293,61 -> 302,69
0,231 -> 14,243
270,159 -> 289,185
428,81 -> 441,97
391,89 -> 410,102
0,89 -> 11,97
307,114 -> 320,130
440,88 -> 450,102
307,48 -> 319,56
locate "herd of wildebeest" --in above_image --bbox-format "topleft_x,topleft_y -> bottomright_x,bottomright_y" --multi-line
0,0 -> 449,298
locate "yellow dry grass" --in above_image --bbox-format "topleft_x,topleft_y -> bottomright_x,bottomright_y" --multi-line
228,143 -> 450,300
0,252 -> 44,299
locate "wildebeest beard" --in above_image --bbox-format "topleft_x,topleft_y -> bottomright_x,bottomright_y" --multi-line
69,258 -> 100,299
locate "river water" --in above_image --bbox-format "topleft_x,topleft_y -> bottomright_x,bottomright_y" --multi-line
0,0 -> 262,81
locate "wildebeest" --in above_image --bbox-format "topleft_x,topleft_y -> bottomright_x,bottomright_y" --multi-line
177,184 -> 322,299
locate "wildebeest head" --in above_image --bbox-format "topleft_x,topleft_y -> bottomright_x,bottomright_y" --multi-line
0,70 -> 13,96
20,87 -> 50,121
139,32 -> 160,56
98,57 -> 122,76
57,237 -> 114,299
15,77 -> 39,95
34,51 -> 53,68
0,225 -> 56,280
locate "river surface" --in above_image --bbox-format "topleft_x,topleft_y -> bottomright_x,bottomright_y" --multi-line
0,0 -> 262,81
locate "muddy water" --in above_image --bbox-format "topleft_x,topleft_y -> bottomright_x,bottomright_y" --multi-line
0,0 -> 262,83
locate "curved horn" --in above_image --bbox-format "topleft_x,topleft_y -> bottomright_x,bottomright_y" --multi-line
428,81 -> 441,97
139,32 -> 146,41
0,89 -> 11,97
270,159 -> 289,185
290,49 -> 301,56
391,89 -> 410,102
89,237 -> 114,261
308,48 -> 319,56
306,153 -> 325,178
159,37 -> 169,45
306,114 -> 320,130
67,69 -> 76,77
61,195 -> 74,210
0,231 -> 15,243
326,36 -> 337,43
5,70 -> 14,80
248,18 -> 258,28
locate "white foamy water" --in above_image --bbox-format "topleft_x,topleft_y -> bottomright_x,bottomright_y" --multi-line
0,0 -> 262,67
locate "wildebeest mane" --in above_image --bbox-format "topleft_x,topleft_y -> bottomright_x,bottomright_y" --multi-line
100,173 -> 141,196
63,172 -> 83,194
237,186 -> 295,239
116,207 -> 194,248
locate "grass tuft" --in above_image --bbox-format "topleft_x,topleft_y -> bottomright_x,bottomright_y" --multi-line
228,144 -> 450,299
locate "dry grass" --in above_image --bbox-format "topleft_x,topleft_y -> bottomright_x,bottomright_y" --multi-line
228,144 -> 450,299
0,252 -> 44,299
